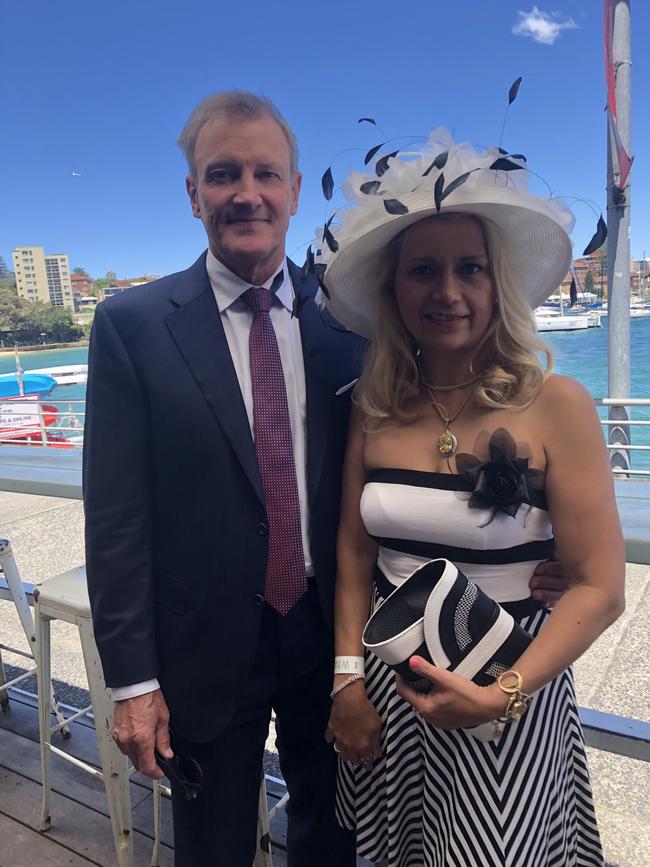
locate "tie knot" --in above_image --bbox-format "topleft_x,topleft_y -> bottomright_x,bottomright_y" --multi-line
243,286 -> 273,314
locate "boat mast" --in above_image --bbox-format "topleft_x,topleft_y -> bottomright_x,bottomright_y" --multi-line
606,0 -> 632,473
13,348 -> 24,397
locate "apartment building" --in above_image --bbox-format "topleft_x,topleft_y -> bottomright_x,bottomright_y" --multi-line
70,273 -> 93,295
11,246 -> 74,308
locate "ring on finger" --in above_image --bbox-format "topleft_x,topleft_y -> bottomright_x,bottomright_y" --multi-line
361,754 -> 373,765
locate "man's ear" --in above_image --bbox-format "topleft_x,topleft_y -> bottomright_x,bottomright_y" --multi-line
290,171 -> 302,217
186,175 -> 201,219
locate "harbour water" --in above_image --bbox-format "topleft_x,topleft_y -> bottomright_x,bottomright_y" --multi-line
1,316 -> 649,469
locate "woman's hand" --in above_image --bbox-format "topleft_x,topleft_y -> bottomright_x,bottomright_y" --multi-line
395,657 -> 506,729
325,680 -> 383,769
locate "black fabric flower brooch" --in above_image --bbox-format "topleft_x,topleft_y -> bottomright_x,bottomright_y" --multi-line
455,429 -> 545,525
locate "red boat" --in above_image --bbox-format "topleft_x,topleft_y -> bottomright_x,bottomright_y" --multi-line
0,398 -> 71,446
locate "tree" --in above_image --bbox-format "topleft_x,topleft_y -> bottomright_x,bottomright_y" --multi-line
0,286 -> 83,345
92,270 -> 118,294
584,271 -> 594,295
73,266 -> 89,276
0,286 -> 22,337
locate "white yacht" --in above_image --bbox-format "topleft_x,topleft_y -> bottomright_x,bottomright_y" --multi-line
535,305 -> 602,332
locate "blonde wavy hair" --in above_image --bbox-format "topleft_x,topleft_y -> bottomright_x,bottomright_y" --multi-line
356,213 -> 554,426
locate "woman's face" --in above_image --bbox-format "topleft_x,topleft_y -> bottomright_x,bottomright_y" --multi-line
393,215 -> 496,366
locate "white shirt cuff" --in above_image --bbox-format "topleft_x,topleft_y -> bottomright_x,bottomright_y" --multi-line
111,678 -> 160,702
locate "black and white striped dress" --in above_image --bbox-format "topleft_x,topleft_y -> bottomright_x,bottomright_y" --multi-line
336,468 -> 604,867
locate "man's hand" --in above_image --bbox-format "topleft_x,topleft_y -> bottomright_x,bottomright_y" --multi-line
112,689 -> 173,779
529,559 -> 568,609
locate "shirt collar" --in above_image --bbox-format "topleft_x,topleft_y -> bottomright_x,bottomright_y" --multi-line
206,249 -> 293,314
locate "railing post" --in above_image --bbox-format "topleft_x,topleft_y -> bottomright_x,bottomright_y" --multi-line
37,401 -> 48,446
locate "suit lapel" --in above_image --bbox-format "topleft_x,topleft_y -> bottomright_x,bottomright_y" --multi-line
165,254 -> 264,506
291,263 -> 334,508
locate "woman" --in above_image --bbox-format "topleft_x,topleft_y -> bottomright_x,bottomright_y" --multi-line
319,131 -> 624,867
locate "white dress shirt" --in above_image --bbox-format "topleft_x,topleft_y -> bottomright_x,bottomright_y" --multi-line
112,251 -> 313,701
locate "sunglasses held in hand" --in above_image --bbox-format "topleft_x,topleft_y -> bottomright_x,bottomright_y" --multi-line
155,734 -> 204,801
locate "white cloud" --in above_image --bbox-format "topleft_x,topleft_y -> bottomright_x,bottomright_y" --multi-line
512,6 -> 578,45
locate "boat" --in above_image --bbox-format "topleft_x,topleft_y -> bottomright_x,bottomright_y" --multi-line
28,364 -> 88,386
630,298 -> 650,317
535,305 -> 602,332
0,398 -> 59,443
0,372 -> 57,399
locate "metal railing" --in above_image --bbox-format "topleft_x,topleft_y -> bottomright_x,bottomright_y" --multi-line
596,398 -> 650,477
3,397 -> 650,472
580,706 -> 650,762
0,399 -> 85,448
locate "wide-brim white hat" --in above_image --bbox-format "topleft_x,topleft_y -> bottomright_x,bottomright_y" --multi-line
315,129 -> 575,338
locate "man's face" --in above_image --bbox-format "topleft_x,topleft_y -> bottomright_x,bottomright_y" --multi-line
186,115 -> 301,285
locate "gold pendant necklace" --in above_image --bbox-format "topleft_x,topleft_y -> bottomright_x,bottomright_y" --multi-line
420,373 -> 481,392
425,386 -> 474,457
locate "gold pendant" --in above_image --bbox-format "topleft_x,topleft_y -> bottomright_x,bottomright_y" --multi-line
437,429 -> 457,456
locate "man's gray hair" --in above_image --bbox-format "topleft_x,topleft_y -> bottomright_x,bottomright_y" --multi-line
178,91 -> 299,180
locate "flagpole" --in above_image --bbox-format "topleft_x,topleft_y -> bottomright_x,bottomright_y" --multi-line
606,0 -> 632,473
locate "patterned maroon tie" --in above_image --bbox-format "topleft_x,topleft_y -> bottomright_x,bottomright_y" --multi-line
243,285 -> 307,615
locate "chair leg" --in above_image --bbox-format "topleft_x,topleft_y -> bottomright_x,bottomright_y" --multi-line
0,540 -> 35,643
78,617 -> 134,867
49,685 -> 70,738
35,607 -> 52,833
0,646 -> 9,712
0,541 -> 69,733
149,779 -> 162,867
253,776 -> 273,867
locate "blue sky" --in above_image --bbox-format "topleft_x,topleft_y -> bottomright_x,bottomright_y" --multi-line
2,1 -> 648,279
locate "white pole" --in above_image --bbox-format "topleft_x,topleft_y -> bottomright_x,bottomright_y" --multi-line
607,0 -> 632,473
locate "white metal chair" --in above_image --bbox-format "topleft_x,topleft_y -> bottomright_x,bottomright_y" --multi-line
33,563 -> 280,866
0,537 -> 68,732
256,774 -> 289,866
33,565 -> 153,866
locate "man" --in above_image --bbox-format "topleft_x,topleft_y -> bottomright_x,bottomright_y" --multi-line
84,91 -> 565,866
84,91 -> 362,867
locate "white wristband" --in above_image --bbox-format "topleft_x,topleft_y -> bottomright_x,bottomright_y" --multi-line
334,656 -> 365,676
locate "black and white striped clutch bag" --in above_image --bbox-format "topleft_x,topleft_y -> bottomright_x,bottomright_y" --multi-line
362,559 -> 533,741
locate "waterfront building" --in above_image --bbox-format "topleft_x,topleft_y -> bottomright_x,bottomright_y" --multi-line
11,246 -> 74,308
631,257 -> 650,295
101,285 -> 128,299
78,295 -> 99,310
70,273 -> 93,295
560,251 -> 607,298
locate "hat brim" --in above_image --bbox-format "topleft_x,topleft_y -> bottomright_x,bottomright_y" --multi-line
323,186 -> 573,339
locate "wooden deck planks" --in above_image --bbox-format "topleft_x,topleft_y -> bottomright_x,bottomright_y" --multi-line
0,691 -> 290,865
0,690 -> 376,866
0,764 -> 174,866
0,812 -> 98,867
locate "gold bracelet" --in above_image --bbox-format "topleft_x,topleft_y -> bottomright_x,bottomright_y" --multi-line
496,670 -> 530,723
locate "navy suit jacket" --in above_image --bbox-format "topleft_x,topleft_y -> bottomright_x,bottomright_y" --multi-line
83,253 -> 364,741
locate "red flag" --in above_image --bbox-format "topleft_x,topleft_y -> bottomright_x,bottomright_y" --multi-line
604,0 -> 633,189
604,0 -> 616,120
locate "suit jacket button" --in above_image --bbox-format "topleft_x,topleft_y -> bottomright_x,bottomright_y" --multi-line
254,593 -> 264,607
257,522 -> 268,536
